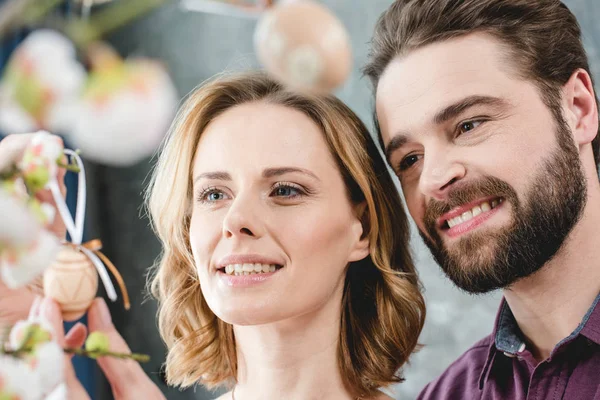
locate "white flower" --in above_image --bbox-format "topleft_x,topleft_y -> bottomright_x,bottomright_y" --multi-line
5,317 -> 65,397
0,30 -> 86,133
44,383 -> 67,400
0,354 -> 42,400
69,59 -> 178,166
0,228 -> 59,289
8,317 -> 55,352
0,188 -> 38,247
30,342 -> 64,394
0,92 -> 37,133
0,132 -> 62,289
18,130 -> 64,184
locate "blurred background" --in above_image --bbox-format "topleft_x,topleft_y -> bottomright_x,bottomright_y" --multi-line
0,0 -> 598,399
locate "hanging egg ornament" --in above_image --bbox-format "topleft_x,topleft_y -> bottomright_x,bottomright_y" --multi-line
43,246 -> 99,322
254,0 -> 352,93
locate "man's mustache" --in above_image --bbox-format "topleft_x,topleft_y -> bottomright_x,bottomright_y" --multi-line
423,177 -> 516,231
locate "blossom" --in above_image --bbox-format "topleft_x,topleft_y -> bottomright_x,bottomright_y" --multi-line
0,31 -> 86,134
0,354 -> 42,400
3,317 -> 65,398
68,45 -> 178,166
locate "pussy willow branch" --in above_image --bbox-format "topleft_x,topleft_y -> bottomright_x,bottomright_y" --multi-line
0,0 -> 168,49
0,327 -> 36,357
64,347 -> 150,362
0,0 -> 277,48
1,326 -> 149,362
0,0 -> 63,39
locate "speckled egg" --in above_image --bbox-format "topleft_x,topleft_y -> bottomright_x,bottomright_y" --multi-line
254,0 -> 352,92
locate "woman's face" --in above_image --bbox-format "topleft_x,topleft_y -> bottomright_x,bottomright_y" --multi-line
190,102 -> 369,326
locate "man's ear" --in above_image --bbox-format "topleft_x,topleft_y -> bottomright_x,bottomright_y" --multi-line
348,202 -> 370,263
563,68 -> 599,147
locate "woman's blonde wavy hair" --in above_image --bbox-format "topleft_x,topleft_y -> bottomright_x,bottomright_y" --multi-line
146,71 -> 426,398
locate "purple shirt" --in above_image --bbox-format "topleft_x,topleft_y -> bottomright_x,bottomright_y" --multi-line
418,294 -> 600,400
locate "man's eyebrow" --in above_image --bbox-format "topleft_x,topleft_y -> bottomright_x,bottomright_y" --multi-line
262,167 -> 320,181
384,95 -> 510,162
193,171 -> 231,184
433,95 -> 509,125
385,135 -> 409,164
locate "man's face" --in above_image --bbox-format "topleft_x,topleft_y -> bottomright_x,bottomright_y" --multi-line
376,33 -> 587,293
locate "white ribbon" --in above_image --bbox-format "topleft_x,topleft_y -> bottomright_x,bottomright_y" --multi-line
48,149 -> 117,302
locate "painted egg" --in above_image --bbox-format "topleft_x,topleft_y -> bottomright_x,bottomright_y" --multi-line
254,0 -> 352,93
43,246 -> 98,322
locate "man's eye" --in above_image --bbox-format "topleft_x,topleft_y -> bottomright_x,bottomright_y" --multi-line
458,120 -> 484,135
399,154 -> 422,171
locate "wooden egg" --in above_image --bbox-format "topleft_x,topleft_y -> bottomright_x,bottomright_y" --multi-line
43,245 -> 98,322
254,0 -> 352,93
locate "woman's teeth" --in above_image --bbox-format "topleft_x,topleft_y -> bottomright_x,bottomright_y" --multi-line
446,198 -> 503,228
223,263 -> 278,275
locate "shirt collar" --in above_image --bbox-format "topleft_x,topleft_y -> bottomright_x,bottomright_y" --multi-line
478,298 -> 521,390
571,292 -> 600,345
478,292 -> 600,390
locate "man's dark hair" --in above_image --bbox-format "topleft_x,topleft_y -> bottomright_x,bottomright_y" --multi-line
364,0 -> 600,169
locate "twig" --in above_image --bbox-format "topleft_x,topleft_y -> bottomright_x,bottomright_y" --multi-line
0,0 -> 63,40
64,347 -> 150,362
63,0 -> 169,48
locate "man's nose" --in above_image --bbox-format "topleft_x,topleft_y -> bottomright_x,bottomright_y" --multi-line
418,148 -> 466,201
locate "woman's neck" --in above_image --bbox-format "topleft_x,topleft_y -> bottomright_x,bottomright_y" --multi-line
231,289 -> 356,400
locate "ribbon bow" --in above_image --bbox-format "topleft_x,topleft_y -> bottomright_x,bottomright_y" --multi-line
49,149 -> 129,309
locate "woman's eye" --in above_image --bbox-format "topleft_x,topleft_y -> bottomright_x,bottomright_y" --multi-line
271,184 -> 303,198
198,188 -> 229,203
458,120 -> 484,135
399,154 -> 422,172
207,192 -> 225,201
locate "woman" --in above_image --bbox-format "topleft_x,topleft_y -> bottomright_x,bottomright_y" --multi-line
30,71 -> 425,399
147,71 -> 425,400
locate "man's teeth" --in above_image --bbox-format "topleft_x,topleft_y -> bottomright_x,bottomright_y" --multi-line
223,263 -> 278,275
446,199 -> 503,228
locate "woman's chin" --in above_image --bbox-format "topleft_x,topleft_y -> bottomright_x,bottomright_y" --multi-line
211,305 -> 284,326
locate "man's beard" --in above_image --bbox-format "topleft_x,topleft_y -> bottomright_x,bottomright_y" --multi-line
420,120 -> 587,294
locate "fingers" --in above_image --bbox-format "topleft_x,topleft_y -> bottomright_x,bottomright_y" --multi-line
40,297 -> 66,345
65,322 -> 88,349
38,297 -> 92,398
28,295 -> 43,319
0,281 -> 38,328
87,298 -> 157,395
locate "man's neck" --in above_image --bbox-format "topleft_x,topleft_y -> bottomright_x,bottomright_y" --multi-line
504,181 -> 600,362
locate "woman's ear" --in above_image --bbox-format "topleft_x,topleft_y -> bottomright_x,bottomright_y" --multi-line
348,202 -> 370,262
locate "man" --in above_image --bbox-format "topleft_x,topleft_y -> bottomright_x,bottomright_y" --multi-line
364,0 -> 600,398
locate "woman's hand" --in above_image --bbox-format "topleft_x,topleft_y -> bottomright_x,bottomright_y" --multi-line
0,133 -> 67,328
32,296 -> 91,399
40,297 -> 167,400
